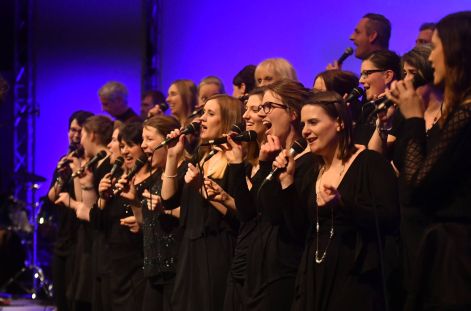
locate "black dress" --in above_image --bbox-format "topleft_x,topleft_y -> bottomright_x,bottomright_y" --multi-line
397,104 -> 471,310
223,163 -> 258,311
50,164 -> 79,311
69,158 -> 112,311
391,116 -> 441,298
291,150 -> 399,311
141,162 -> 186,311
90,171 -> 146,311
162,163 -> 238,311
243,152 -> 318,311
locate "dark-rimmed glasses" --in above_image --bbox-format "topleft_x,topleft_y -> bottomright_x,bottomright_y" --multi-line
257,101 -> 288,114
360,69 -> 387,79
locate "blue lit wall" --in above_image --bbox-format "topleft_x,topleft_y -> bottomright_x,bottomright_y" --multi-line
34,0 -> 144,197
34,0 -> 470,197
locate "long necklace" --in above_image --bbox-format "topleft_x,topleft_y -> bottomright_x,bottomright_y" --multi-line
314,163 -> 344,264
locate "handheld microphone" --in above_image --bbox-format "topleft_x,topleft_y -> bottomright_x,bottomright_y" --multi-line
373,74 -> 429,113
188,107 -> 204,120
112,154 -> 148,196
72,150 -> 107,178
265,139 -> 308,182
201,130 -> 257,147
109,156 -> 124,179
200,121 -> 246,146
344,87 -> 364,104
337,47 -> 353,66
158,102 -> 169,113
153,122 -> 201,151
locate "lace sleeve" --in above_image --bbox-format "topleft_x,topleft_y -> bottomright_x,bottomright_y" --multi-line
403,105 -> 471,186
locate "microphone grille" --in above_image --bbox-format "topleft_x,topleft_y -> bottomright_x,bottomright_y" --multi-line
114,156 -> 124,166
291,139 -> 308,155
345,47 -> 353,55
97,150 -> 108,159
231,121 -> 246,134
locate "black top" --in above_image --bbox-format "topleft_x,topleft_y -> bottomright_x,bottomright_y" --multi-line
242,152 -> 319,308
49,160 -> 79,256
116,108 -> 142,124
162,163 -> 239,239
141,162 -> 187,283
397,104 -> 471,310
291,150 -> 399,311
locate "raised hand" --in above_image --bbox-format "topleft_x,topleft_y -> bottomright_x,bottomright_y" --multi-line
386,80 -> 424,119
259,134 -> 282,162
184,163 -> 201,184
272,149 -> 295,189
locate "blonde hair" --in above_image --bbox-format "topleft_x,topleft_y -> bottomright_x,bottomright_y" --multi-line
255,58 -> 298,84
98,81 -> 128,102
171,79 -> 198,122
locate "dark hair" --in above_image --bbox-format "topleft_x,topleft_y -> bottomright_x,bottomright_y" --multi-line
82,115 -> 114,146
419,22 -> 436,31
313,70 -> 359,97
401,45 -> 434,84
363,13 -> 391,49
303,91 -> 356,162
264,79 -> 311,134
118,122 -> 143,146
68,110 -> 94,129
367,50 -> 402,82
143,115 -> 180,138
436,11 -> 471,123
233,65 -> 257,94
142,90 -> 165,105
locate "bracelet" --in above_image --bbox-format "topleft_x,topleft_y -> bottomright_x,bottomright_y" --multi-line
81,185 -> 95,191
163,173 -> 178,178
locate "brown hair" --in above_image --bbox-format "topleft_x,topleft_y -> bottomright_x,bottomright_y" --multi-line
143,115 -> 180,138
303,91 -> 357,162
264,79 -> 311,135
435,11 -> 471,125
82,115 -> 114,146
172,79 -> 198,118
313,70 -> 359,96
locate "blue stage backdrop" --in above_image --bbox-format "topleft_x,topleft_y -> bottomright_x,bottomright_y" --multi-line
34,0 -> 470,198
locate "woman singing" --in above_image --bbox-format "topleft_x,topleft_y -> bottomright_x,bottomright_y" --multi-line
387,11 -> 471,310
161,94 -> 242,311
280,92 -> 399,311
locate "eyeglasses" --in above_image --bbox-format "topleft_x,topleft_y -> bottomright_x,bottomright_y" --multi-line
257,101 -> 288,114
360,69 -> 387,79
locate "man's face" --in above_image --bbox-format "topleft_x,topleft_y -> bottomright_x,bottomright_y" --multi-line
68,119 -> 82,146
350,18 -> 373,59
100,96 -> 125,117
141,95 -> 155,118
416,29 -> 433,46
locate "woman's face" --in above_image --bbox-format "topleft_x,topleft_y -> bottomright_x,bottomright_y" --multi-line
243,94 -> 266,138
200,99 -> 222,140
232,84 -> 244,98
359,59 -> 389,100
403,62 -> 428,97
120,140 -> 144,170
429,30 -> 446,86
141,126 -> 166,169
107,128 -> 121,163
312,76 -> 327,93
255,65 -> 280,87
167,84 -> 185,117
301,104 -> 340,157
259,90 -> 293,146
